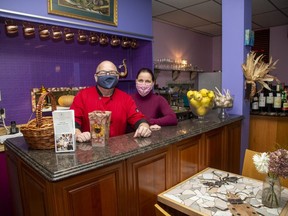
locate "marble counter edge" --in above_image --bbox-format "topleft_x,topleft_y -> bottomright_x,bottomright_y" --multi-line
4,115 -> 244,182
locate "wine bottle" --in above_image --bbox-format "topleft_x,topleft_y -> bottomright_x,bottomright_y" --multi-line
266,84 -> 274,113
251,94 -> 259,113
258,89 -> 266,113
282,85 -> 288,114
273,84 -> 282,114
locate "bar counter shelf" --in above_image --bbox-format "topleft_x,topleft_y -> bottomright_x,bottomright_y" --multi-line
250,111 -> 288,117
4,114 -> 243,216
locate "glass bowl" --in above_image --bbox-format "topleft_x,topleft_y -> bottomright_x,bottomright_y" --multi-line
187,89 -> 215,122
214,96 -> 234,119
189,98 -> 214,122
189,102 -> 213,121
214,96 -> 234,108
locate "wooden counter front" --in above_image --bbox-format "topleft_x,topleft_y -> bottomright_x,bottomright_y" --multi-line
5,116 -> 242,216
249,115 -> 288,152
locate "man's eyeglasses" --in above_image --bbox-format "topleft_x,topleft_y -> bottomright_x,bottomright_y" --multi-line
95,70 -> 119,76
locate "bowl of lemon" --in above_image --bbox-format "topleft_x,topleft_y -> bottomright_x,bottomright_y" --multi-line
187,88 -> 215,122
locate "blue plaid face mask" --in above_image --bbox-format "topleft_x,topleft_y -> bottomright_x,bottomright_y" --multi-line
97,75 -> 118,89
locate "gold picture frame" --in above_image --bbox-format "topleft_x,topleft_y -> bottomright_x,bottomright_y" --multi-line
48,0 -> 118,26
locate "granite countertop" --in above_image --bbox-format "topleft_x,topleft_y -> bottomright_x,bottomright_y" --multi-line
4,114 -> 243,182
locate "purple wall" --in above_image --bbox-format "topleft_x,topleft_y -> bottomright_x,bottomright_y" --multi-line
0,20 -> 152,126
222,0 -> 251,173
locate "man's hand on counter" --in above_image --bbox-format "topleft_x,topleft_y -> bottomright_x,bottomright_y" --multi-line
75,129 -> 91,142
134,123 -> 152,138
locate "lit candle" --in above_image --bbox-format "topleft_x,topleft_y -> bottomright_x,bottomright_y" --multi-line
181,59 -> 187,65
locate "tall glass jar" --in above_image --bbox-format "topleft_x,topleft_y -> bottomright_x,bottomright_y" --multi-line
262,175 -> 281,208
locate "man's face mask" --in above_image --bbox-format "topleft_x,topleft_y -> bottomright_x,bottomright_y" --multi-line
95,70 -> 119,89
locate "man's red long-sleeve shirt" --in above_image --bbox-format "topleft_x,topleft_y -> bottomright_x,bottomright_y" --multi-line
70,86 -> 146,137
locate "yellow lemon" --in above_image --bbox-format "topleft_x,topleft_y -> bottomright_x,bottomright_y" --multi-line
190,98 -> 201,108
199,88 -> 209,97
194,92 -> 203,101
199,89 -> 208,96
200,97 -> 211,107
208,91 -> 215,98
196,106 -> 207,116
187,90 -> 195,99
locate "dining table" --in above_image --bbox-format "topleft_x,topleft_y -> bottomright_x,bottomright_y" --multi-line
157,167 -> 288,216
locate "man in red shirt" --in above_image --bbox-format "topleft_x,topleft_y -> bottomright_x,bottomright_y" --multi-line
70,60 -> 151,142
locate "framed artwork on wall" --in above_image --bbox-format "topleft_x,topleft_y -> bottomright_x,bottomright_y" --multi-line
48,0 -> 118,26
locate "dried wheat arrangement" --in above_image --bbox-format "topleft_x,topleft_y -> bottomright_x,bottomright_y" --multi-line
242,51 -> 280,98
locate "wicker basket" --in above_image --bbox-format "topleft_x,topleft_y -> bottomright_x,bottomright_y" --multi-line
21,92 -> 57,149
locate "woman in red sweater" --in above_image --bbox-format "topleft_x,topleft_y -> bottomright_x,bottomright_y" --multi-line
132,68 -> 178,130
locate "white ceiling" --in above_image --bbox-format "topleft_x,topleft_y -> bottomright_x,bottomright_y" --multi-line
152,0 -> 288,37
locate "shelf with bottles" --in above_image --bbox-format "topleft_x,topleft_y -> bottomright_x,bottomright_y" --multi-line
250,82 -> 288,117
153,58 -> 208,72
154,69 -> 198,84
155,82 -> 193,109
154,68 -> 204,73
153,58 -> 207,82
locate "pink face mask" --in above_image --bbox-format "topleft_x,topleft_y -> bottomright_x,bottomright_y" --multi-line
136,82 -> 153,97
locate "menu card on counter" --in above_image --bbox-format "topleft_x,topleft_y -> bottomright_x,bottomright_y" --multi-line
52,110 -> 75,153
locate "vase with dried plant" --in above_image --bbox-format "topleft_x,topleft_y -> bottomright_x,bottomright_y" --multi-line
253,148 -> 288,208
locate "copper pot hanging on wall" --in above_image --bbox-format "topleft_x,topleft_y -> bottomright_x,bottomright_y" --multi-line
23,22 -> 35,38
110,35 -> 120,47
51,26 -> 62,41
64,28 -> 74,42
4,19 -> 141,49
77,30 -> 88,44
5,20 -> 18,35
121,37 -> 131,48
130,39 -> 138,49
89,32 -> 99,45
39,25 -> 50,40
99,34 -> 109,45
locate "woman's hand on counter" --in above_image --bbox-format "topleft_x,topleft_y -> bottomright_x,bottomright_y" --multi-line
150,124 -> 161,131
75,129 -> 91,142
134,123 -> 151,138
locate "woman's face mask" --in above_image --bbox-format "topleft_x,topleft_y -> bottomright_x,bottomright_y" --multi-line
136,82 -> 153,97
